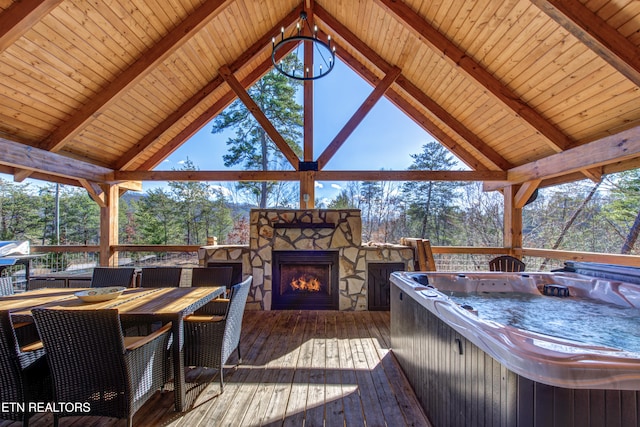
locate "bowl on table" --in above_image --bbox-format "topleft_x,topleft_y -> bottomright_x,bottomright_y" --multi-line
75,287 -> 126,303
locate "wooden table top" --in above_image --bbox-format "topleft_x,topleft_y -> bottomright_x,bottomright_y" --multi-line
0,287 -> 224,317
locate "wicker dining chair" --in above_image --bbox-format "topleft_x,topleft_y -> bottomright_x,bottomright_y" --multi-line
191,266 -> 233,288
32,308 -> 171,427
191,267 -> 235,316
0,276 -> 14,296
27,278 -> 67,291
90,267 -> 136,288
489,255 -> 526,272
138,267 -> 182,287
0,310 -> 52,427
183,276 -> 252,392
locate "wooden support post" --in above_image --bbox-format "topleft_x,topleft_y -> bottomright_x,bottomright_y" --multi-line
300,171 -> 315,209
301,4 -> 314,210
99,183 -> 119,266
503,185 -> 523,255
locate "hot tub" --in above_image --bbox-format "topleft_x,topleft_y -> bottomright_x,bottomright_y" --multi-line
390,270 -> 640,427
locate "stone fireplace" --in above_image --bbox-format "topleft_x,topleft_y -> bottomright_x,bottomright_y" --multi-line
198,209 -> 414,310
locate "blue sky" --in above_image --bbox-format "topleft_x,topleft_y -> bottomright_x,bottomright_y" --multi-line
3,59 -> 440,201
156,58 -> 437,200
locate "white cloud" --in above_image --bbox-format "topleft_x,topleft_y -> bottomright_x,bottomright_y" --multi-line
331,183 -> 342,190
209,184 -> 232,197
177,160 -> 186,165
315,182 -> 323,188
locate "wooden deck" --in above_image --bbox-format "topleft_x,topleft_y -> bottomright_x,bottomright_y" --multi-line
11,310 -> 431,427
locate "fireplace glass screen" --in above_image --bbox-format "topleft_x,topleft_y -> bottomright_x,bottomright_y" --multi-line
272,251 -> 339,310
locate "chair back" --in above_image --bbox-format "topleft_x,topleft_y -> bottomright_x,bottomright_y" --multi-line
27,277 -> 67,291
222,276 -> 252,358
0,276 -> 13,295
489,255 -> 526,272
91,267 -> 135,288
139,267 -> 182,287
0,310 -> 24,409
0,310 -> 51,423
191,266 -> 233,288
32,309 -> 129,417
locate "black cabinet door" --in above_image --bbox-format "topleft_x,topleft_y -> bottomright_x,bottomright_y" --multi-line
368,263 -> 405,311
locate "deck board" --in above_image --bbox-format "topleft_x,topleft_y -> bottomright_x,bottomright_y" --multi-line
3,311 -> 431,427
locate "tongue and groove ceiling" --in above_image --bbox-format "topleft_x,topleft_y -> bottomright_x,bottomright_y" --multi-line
0,0 -> 639,193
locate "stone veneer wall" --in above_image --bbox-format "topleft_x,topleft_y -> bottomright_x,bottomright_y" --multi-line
198,209 -> 414,311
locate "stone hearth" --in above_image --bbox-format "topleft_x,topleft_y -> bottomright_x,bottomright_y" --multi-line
198,209 -> 414,310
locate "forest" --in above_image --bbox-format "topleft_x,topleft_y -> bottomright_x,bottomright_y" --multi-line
1,151 -> 639,258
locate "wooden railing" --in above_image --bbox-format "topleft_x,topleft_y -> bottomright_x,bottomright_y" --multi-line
29,244 -> 640,269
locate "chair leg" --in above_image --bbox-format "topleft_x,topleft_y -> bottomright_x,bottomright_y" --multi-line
219,365 -> 224,393
237,345 -> 242,364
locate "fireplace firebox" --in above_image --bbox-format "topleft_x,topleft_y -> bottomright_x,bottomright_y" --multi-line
272,250 -> 339,310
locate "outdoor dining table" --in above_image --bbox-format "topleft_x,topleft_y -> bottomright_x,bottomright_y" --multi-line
0,286 -> 225,412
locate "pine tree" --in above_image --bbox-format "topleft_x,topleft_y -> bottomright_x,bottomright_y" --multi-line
211,58 -> 303,208
401,142 -> 462,243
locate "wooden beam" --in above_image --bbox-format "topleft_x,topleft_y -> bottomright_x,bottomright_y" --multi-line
396,75 -> 514,170
114,5 -> 303,171
531,0 -> 640,87
218,64 -> 300,170
0,138 -> 141,189
13,168 -> 33,183
316,66 -> 402,170
374,0 -> 574,153
38,0 -> 232,153
0,137 -> 112,182
0,164 -> 79,186
113,169 -> 506,182
139,44 -> 299,172
514,180 -> 541,209
315,9 -> 510,171
331,39 -> 492,171
0,0 -> 62,53
484,125 -> 640,191
78,179 -> 106,208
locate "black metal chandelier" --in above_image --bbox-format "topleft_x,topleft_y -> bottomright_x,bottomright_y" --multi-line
271,11 -> 336,81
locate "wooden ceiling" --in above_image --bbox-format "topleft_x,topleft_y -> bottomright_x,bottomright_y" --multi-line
1,0 -> 640,193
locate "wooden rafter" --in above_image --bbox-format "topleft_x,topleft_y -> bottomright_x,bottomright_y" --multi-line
0,0 -> 62,53
514,180 -> 541,209
315,7 -> 510,171
531,0 -> 640,88
113,169 -> 506,182
316,66 -> 402,170
38,0 -> 233,153
219,64 -> 300,170
374,0 -> 574,153
484,125 -> 640,191
332,38 -> 491,172
78,179 -> 106,208
137,44 -> 296,171
114,5 -> 303,171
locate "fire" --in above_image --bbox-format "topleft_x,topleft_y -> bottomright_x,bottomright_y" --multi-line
290,274 -> 321,292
